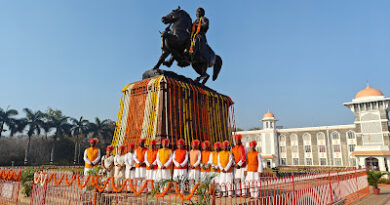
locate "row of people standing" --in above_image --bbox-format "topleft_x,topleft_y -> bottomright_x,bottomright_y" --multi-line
84,135 -> 263,197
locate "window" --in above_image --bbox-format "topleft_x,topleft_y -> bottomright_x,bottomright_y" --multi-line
270,122 -> 273,128
333,145 -> 341,152
305,158 -> 312,165
334,158 -> 342,166
332,132 -> 340,140
293,158 -> 299,165
348,144 -> 356,153
320,158 -> 327,165
303,134 -> 311,143
333,144 -> 341,152
291,134 -> 298,142
281,158 -> 287,165
266,122 -> 269,128
292,146 -> 298,153
319,145 -> 326,153
347,131 -> 356,139
304,145 -> 311,153
280,146 -> 286,153
280,135 -> 286,142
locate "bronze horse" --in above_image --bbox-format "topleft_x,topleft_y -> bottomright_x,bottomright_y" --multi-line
152,7 -> 222,84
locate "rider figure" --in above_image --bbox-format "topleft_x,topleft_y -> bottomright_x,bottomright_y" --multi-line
189,8 -> 209,59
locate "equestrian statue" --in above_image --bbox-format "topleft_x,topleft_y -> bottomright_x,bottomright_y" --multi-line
152,7 -> 222,85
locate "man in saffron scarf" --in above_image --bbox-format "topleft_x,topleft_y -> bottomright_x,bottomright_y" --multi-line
133,138 -> 147,186
189,7 -> 209,57
200,141 -> 212,181
244,141 -> 263,198
172,139 -> 188,193
218,140 -> 234,196
145,140 -> 158,181
83,138 -> 101,176
155,139 -> 173,182
188,140 -> 201,184
232,134 -> 247,196
208,142 -> 221,184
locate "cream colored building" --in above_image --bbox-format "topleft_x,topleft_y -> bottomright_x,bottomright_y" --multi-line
237,85 -> 390,171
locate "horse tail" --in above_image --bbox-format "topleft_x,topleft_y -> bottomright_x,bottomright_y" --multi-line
212,55 -> 222,81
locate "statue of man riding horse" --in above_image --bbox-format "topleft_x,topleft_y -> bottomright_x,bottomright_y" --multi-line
152,7 -> 222,85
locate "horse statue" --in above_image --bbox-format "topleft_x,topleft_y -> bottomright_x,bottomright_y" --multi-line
152,7 -> 222,84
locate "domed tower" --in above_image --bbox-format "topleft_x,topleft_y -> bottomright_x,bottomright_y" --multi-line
344,84 -> 390,171
344,84 -> 390,145
262,110 -> 277,130
261,110 -> 279,167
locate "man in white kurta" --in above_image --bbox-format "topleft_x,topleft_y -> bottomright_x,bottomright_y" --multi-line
218,140 -> 234,196
101,145 -> 114,177
83,138 -> 101,176
155,139 -> 173,182
172,139 -> 188,193
144,140 -> 158,180
114,145 -> 126,179
133,139 -> 147,188
125,143 -> 136,180
208,142 -> 221,184
244,140 -> 263,198
188,140 -> 201,183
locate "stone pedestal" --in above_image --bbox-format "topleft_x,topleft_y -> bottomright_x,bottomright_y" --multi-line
111,73 -> 235,152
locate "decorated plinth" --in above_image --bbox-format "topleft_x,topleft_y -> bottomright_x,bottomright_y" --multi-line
111,71 -> 236,152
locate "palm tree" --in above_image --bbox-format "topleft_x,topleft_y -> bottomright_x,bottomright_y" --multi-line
46,109 -> 71,164
70,116 -> 89,164
88,117 -> 114,145
8,118 -> 27,137
23,108 -> 45,165
0,107 -> 19,138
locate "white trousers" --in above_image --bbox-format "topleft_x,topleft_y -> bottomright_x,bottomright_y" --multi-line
234,167 -> 246,195
219,172 -> 234,196
188,169 -> 200,182
114,167 -> 125,179
244,172 -> 260,197
125,168 -> 135,179
135,167 -> 146,178
145,170 -> 156,180
155,169 -> 171,182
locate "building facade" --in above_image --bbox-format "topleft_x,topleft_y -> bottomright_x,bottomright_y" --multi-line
237,85 -> 390,171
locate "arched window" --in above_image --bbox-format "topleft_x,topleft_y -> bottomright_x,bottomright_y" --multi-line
347,131 -> 356,139
332,131 -> 340,140
316,132 -> 327,165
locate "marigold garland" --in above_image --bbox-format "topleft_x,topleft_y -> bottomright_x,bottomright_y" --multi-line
31,172 -> 216,201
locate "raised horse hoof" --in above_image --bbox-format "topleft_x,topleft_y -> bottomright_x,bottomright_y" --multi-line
162,61 -> 173,67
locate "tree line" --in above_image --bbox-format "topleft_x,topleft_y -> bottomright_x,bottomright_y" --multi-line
0,107 -> 115,166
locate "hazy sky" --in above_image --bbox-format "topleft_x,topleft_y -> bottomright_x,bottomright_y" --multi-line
1,1 -> 389,130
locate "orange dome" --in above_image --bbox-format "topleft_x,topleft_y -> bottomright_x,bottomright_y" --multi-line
355,84 -> 384,99
263,111 -> 275,118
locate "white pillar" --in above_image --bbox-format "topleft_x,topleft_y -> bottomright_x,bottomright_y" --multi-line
379,156 -> 386,172
359,157 -> 366,169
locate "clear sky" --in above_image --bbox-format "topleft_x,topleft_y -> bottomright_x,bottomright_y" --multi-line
1,1 -> 389,130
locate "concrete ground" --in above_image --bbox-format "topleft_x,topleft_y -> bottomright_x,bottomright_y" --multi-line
352,185 -> 390,205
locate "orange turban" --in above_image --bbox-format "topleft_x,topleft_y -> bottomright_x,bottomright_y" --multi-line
234,134 -> 242,140
89,138 -> 98,144
150,140 -> 157,145
222,140 -> 230,147
177,139 -> 185,145
118,145 -> 126,151
162,138 -> 170,145
129,143 -> 135,149
202,141 -> 210,147
191,140 -> 200,146
249,140 -> 257,147
106,145 -> 114,152
213,142 -> 220,148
